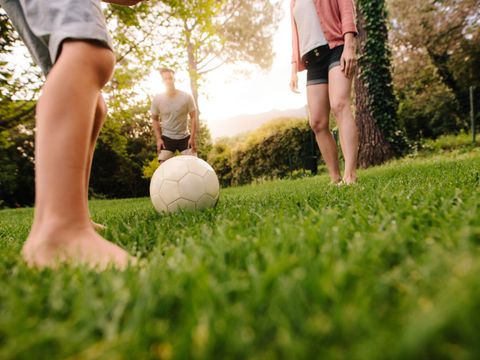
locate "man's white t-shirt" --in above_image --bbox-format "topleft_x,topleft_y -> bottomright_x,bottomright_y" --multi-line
150,90 -> 196,139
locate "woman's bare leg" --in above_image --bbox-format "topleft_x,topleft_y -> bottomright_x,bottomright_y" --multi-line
328,67 -> 358,184
307,83 -> 342,183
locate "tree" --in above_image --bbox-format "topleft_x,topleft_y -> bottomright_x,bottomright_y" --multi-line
0,9 -> 40,132
0,115 -> 35,208
387,0 -> 480,119
196,120 -> 213,159
0,5 -> 156,204
155,0 -> 282,112
1,2 -> 284,203
119,0 -> 281,172
393,46 -> 463,141
104,2 -> 164,110
90,115 -> 150,199
355,0 -> 407,167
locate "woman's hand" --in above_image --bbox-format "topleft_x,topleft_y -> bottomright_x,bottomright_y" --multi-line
341,33 -> 357,79
290,63 -> 300,93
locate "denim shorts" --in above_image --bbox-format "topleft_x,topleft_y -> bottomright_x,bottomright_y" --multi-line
0,0 -> 113,75
304,45 -> 344,86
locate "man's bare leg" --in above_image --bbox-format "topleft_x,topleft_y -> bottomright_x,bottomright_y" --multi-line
158,150 -> 174,166
22,41 -> 133,269
306,83 -> 342,183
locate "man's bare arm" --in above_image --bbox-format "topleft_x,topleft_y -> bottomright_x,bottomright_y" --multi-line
188,110 -> 198,152
189,110 -> 198,139
151,114 -> 165,154
151,114 -> 162,141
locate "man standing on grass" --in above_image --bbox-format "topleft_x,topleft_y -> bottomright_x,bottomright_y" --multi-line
150,68 -> 198,164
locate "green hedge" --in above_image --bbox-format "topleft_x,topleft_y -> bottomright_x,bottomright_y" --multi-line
209,119 -> 321,186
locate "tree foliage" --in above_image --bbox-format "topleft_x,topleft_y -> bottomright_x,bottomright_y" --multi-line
91,118 -> 150,199
153,0 -> 282,111
0,9 -> 41,132
8,1 -> 478,204
393,50 -> 463,140
0,117 -> 35,208
388,0 -> 480,122
0,10 -> 37,207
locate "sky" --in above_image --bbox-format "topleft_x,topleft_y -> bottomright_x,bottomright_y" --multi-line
143,1 -> 308,138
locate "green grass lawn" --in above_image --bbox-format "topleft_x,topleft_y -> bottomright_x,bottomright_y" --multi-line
1,141 -> 479,359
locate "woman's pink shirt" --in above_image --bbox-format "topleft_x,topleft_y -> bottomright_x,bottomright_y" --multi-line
291,0 -> 358,72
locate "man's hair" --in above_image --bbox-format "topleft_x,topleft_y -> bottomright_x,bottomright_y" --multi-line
159,68 -> 175,75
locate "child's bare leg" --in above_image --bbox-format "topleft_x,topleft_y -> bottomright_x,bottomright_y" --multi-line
87,96 -> 107,231
22,40 -> 133,269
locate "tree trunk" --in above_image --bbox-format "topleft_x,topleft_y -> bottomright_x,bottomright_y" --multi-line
354,6 -> 395,168
186,37 -> 200,115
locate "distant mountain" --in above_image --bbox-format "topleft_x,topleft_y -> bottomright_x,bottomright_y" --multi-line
208,107 -> 308,139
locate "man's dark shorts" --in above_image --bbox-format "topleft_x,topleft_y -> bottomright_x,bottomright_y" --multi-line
304,44 -> 344,86
158,135 -> 195,161
162,135 -> 190,152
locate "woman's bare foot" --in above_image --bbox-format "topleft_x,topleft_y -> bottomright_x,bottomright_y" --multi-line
342,176 -> 357,185
331,176 -> 342,185
22,222 -> 134,270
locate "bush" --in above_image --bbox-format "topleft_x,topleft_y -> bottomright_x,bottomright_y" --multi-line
397,85 -> 464,140
0,125 -> 35,208
208,142 -> 233,187
227,118 -> 320,186
420,133 -> 476,153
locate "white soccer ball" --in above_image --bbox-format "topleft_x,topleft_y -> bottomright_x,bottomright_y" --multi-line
149,155 -> 220,213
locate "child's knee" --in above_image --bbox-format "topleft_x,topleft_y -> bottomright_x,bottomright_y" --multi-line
61,41 -> 115,87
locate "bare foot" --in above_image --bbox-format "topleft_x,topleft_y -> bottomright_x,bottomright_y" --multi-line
91,219 -> 107,231
331,177 -> 342,185
342,176 -> 357,185
22,223 -> 134,270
